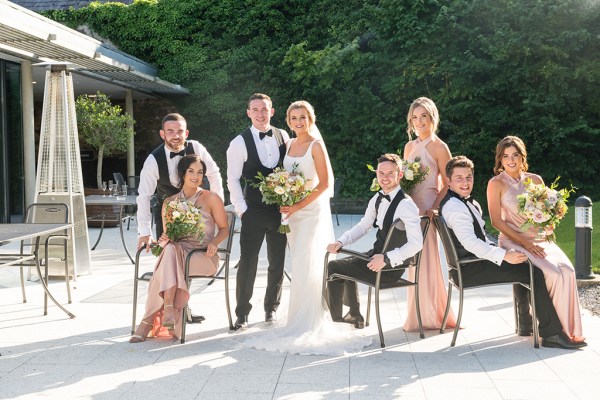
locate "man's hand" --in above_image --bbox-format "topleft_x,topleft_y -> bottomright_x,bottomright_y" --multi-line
367,254 -> 386,272
326,241 -> 343,254
137,235 -> 153,252
504,249 -> 528,264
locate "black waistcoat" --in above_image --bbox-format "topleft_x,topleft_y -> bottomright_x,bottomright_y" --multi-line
439,190 -> 486,260
151,142 -> 195,204
240,128 -> 286,208
370,190 -> 409,262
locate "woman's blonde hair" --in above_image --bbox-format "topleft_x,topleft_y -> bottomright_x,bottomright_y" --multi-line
493,135 -> 529,175
406,97 -> 440,140
286,100 -> 316,132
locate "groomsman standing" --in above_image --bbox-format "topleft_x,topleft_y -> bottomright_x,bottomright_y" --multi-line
227,93 -> 290,329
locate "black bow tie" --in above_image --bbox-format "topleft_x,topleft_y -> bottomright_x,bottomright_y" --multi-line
378,192 -> 391,202
169,149 -> 185,159
259,129 -> 273,140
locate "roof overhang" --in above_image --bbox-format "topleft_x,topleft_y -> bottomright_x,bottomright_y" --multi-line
0,0 -> 189,97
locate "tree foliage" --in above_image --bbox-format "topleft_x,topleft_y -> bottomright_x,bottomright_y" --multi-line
47,0 -> 600,203
75,92 -> 135,188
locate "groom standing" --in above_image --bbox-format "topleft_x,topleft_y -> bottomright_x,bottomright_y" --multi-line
226,93 -> 290,329
326,153 -> 423,328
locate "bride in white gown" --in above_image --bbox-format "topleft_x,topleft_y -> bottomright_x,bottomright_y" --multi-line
242,100 -> 371,355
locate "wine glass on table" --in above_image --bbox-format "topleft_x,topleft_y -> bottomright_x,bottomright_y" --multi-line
102,181 -> 107,197
108,180 -> 114,197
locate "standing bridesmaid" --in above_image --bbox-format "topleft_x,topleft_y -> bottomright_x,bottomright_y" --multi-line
402,97 -> 456,331
487,136 -> 585,344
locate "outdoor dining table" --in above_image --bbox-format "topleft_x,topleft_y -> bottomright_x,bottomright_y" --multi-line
85,194 -> 137,263
0,223 -> 75,318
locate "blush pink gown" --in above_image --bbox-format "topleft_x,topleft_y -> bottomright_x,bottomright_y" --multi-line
403,136 -> 457,331
142,193 -> 219,339
496,171 -> 584,341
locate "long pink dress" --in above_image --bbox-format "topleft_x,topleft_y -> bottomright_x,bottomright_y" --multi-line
496,171 -> 584,341
403,136 -> 457,331
142,192 -> 219,339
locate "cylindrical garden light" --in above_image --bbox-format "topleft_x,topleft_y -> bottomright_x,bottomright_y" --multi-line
575,196 -> 594,279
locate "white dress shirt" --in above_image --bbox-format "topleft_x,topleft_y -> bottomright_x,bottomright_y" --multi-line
136,140 -> 224,237
226,126 -> 290,216
337,186 -> 423,267
441,196 -> 506,265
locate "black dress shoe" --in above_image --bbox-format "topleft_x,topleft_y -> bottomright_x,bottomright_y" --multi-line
190,314 -> 206,324
232,316 -> 248,331
541,333 -> 586,349
342,312 -> 365,329
265,311 -> 277,322
517,314 -> 533,336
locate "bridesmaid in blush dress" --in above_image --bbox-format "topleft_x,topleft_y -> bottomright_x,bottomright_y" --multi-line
402,97 -> 456,331
130,155 -> 229,342
487,136 -> 585,345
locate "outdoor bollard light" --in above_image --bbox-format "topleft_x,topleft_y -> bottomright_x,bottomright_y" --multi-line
575,196 -> 594,279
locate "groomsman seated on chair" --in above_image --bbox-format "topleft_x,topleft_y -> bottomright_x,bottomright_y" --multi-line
326,153 -> 423,328
439,155 -> 584,349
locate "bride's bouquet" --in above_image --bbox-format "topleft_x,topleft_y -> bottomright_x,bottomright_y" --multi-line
152,198 -> 205,256
252,163 -> 312,233
368,156 -> 429,194
516,177 -> 574,242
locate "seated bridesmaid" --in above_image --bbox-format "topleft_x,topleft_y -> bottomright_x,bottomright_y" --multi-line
487,136 -> 585,345
130,154 -> 229,342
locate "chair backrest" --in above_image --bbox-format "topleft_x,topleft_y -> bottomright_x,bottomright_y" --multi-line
217,211 -> 237,257
333,178 -> 343,196
24,203 -> 69,257
25,203 -> 69,224
381,215 -> 430,267
113,172 -> 126,187
433,214 -> 460,271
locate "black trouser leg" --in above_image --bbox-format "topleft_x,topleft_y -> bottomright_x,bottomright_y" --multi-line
264,225 -> 287,313
235,208 -> 286,318
459,261 -> 562,338
153,204 -> 164,239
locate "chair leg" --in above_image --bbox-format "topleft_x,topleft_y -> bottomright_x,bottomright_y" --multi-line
375,287 -> 385,348
181,303 -> 188,344
528,263 -> 540,349
19,267 -> 27,303
440,282 -> 453,334
366,287 -> 372,327
64,247 -> 72,304
451,288 -> 464,347
415,283 -> 425,339
91,218 -> 105,250
512,290 -> 518,334
132,248 -> 142,335
225,256 -> 233,330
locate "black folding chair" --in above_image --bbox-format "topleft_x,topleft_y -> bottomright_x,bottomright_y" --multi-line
434,214 -> 539,348
324,216 -> 430,347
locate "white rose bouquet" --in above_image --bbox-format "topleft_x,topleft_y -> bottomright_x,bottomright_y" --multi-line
252,163 -> 313,233
516,177 -> 574,242
152,198 -> 205,256
368,156 -> 429,194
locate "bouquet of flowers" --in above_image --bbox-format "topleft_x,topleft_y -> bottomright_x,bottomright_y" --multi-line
516,177 -> 574,242
251,163 -> 313,233
152,198 -> 205,256
367,156 -> 429,194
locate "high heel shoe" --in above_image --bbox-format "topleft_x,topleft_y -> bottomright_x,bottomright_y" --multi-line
129,320 -> 153,343
162,304 -> 176,331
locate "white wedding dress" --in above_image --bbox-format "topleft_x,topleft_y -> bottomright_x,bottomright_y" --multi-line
242,139 -> 372,355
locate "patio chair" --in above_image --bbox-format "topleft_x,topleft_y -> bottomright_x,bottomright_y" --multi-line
433,214 -> 539,348
131,211 -> 237,342
21,203 -> 72,310
324,216 -> 430,347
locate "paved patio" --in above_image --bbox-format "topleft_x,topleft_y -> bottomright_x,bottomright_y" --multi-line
1,215 -> 599,399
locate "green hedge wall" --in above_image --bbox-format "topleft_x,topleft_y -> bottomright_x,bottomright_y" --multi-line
44,0 -> 600,205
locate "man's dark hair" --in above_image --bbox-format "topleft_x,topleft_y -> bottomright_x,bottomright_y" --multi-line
247,93 -> 272,108
377,153 -> 402,168
445,155 -> 475,178
161,113 -> 186,129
